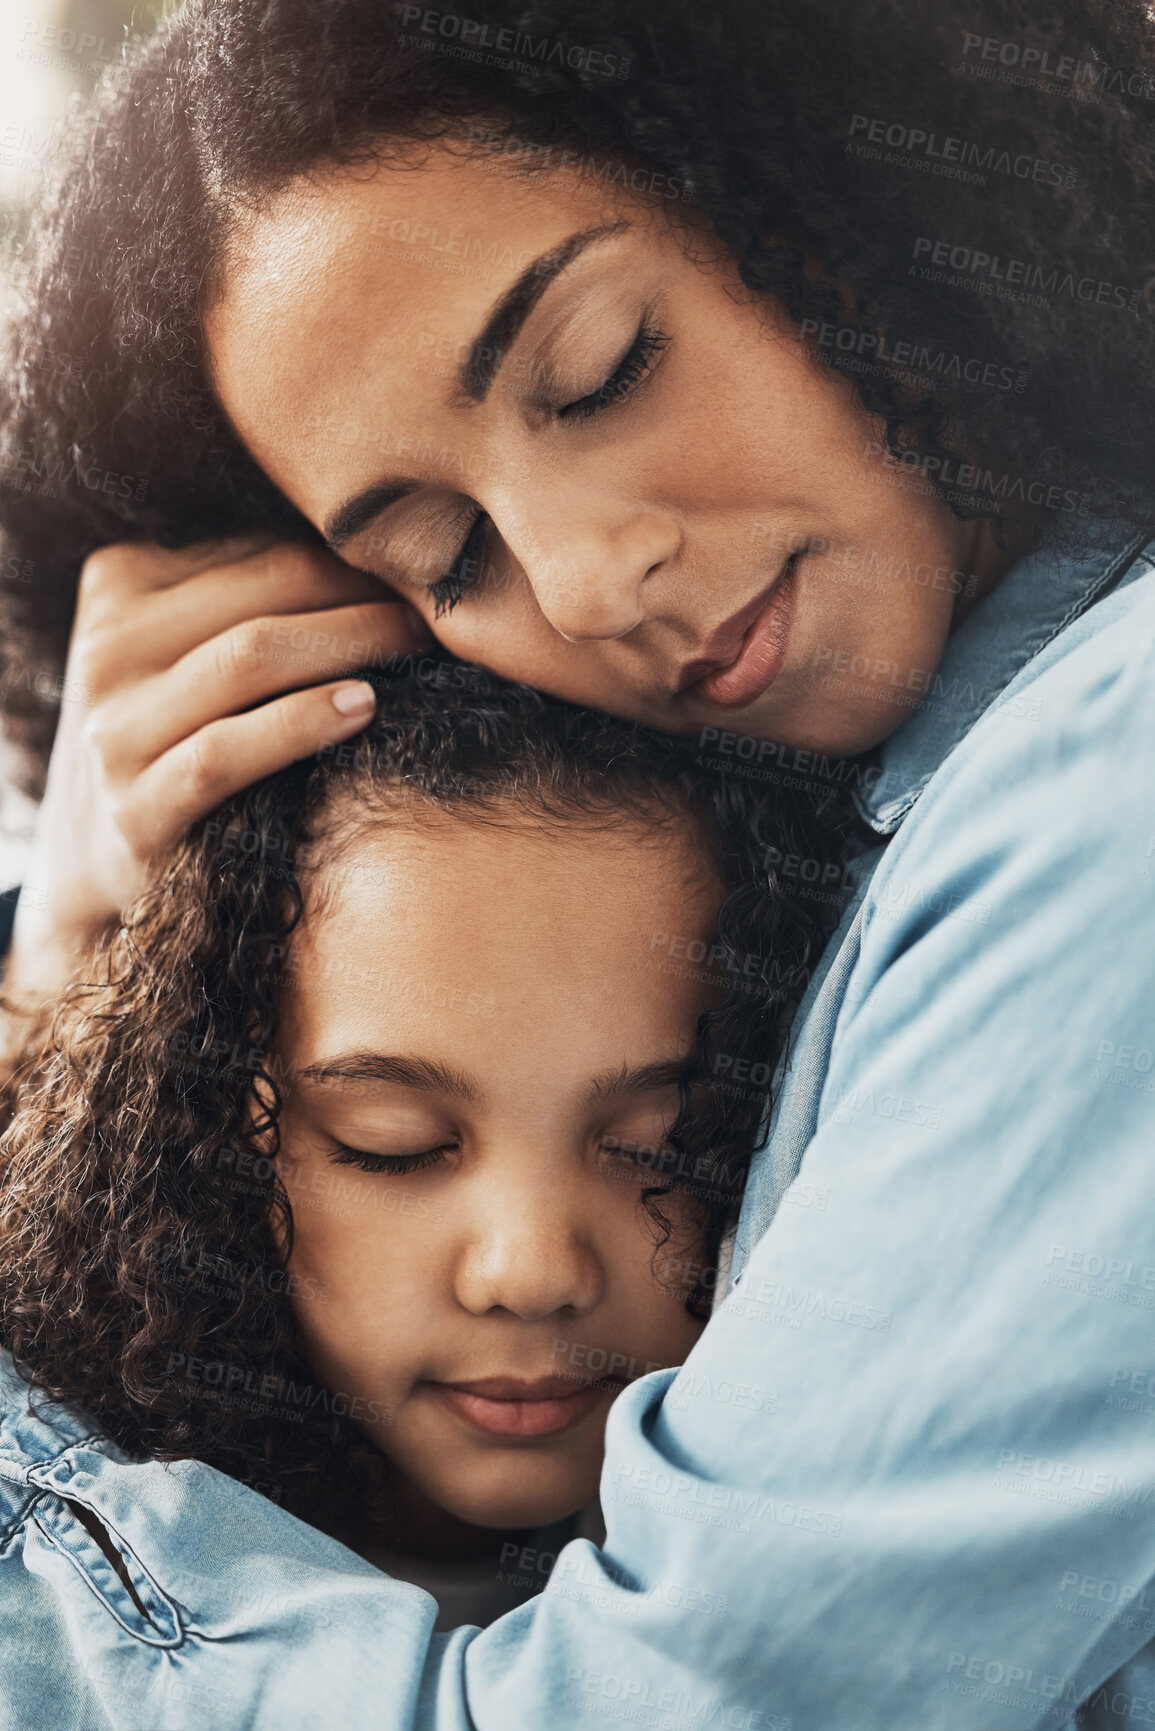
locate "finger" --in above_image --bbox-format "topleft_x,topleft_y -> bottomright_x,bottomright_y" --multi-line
116,552 -> 426,675
134,534 -> 291,587
128,679 -> 381,853
78,539 -> 407,673
79,533 -> 285,599
100,601 -> 428,772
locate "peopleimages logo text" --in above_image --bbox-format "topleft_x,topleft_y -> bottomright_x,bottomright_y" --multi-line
848,113 -> 1077,186
912,238 -> 1141,312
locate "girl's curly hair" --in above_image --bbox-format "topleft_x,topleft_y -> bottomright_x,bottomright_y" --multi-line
0,663 -> 850,1539
1,0 -> 1153,793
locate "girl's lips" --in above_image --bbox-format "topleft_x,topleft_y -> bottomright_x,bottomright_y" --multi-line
431,1378 -> 613,1439
687,556 -> 799,709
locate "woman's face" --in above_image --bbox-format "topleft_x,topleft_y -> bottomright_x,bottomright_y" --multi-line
205,146 -> 1007,756
273,803 -> 717,1534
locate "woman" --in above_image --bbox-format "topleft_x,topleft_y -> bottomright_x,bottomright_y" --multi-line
0,667 -> 838,1683
1,0 -> 1153,1724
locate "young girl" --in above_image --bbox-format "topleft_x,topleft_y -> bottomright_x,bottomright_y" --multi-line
0,664 -> 843,1664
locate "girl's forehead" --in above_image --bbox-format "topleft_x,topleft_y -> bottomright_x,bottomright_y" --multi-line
283,806 -> 722,1057
306,799 -> 715,910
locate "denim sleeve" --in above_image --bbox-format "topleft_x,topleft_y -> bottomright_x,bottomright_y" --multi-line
435,580 -> 1155,1727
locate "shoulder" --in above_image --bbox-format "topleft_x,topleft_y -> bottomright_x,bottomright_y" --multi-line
0,1350 -> 109,1474
0,1348 -> 442,1728
1004,533 -> 1155,697
873,552 -> 1155,919
809,551 -> 1155,1246
960,540 -> 1155,794
845,553 -> 1155,1087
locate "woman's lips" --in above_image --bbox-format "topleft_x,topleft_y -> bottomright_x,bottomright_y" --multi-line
430,1376 -> 615,1439
686,555 -> 800,710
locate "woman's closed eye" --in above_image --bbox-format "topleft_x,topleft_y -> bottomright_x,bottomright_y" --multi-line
428,511 -> 491,619
426,313 -> 670,616
555,314 -> 669,424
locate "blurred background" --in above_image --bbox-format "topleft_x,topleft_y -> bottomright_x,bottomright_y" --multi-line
0,0 -> 161,889
0,0 -> 160,215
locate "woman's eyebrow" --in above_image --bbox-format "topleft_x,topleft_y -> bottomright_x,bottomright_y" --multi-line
456,218 -> 630,402
325,481 -> 419,552
583,1058 -> 691,1106
323,223 -> 633,546
298,1050 -> 481,1103
322,221 -> 629,550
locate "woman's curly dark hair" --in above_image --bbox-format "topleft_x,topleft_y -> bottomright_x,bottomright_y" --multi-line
1,0 -> 1153,792
0,662 -> 850,1539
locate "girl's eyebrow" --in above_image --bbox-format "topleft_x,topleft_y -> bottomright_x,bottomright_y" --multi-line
299,1050 -> 481,1103
297,1053 -> 688,1107
583,1058 -> 691,1106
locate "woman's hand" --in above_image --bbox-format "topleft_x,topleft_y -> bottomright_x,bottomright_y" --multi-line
3,535 -> 433,1017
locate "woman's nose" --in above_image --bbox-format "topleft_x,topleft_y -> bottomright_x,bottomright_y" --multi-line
453,1184 -> 604,1321
498,496 -> 679,643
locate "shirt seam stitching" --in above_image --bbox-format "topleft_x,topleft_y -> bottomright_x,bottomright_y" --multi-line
859,532 -> 1153,834
30,1503 -> 186,1649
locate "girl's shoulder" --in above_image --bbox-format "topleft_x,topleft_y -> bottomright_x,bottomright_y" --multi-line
0,1350 -> 111,1478
0,1350 -> 446,1728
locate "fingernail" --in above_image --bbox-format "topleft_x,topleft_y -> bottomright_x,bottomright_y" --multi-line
331,680 -> 376,716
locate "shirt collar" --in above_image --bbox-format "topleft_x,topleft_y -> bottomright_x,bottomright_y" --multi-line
853,524 -> 1152,836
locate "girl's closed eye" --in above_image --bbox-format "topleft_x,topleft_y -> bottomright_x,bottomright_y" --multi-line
328,1140 -> 458,1176
596,1132 -> 678,1177
594,1094 -> 682,1178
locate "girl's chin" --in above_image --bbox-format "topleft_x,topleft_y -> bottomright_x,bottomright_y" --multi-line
382,1453 -> 596,1548
421,1468 -> 598,1534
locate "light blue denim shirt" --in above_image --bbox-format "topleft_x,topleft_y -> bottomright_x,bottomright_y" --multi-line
4,524 -> 1155,1730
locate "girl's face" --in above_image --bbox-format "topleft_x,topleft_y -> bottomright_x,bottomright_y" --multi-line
206,146 -> 1010,757
273,804 -> 718,1535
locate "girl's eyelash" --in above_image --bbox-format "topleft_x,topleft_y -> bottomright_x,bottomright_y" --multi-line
559,318 -> 670,424
329,1143 -> 454,1176
596,1135 -> 678,1174
428,510 -> 489,618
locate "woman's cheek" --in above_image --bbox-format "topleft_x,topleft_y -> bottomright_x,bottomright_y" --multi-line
412,568 -> 617,715
419,588 -> 550,685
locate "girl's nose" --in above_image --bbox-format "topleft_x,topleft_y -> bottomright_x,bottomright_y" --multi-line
452,1180 -> 604,1321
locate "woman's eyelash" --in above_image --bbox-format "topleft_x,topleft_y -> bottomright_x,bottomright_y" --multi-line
329,1143 -> 454,1176
422,319 -> 668,615
559,318 -> 670,424
428,510 -> 489,618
